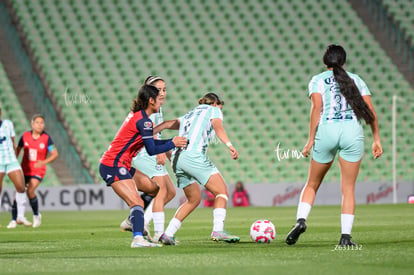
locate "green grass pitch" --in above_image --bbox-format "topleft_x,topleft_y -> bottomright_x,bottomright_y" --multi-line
1,204 -> 413,275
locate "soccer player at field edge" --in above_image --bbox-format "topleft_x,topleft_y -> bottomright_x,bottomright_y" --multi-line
99,84 -> 187,248
7,114 -> 58,229
153,92 -> 240,245
120,76 -> 176,243
285,44 -> 383,246
0,106 -> 31,227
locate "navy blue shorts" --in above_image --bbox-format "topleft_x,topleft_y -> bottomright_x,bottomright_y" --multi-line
24,175 -> 43,183
99,163 -> 136,186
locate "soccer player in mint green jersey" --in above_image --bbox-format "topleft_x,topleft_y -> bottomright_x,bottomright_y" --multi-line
0,106 -> 31,227
120,76 -> 177,243
153,93 -> 240,245
286,45 -> 383,247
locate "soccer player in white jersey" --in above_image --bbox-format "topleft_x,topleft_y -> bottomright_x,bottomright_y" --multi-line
285,45 -> 383,246
153,93 -> 240,245
0,106 -> 31,227
120,76 -> 176,242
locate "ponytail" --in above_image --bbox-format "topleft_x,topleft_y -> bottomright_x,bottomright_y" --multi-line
332,65 -> 374,124
323,45 -> 374,124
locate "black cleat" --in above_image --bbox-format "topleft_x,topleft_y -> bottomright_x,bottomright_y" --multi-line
285,219 -> 307,245
338,234 -> 357,246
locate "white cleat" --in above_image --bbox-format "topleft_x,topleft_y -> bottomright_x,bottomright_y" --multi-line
33,214 -> 42,228
7,220 -> 17,229
17,216 -> 32,227
120,217 -> 132,232
131,236 -> 162,248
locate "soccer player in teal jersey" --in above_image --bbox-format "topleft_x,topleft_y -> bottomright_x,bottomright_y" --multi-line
120,76 -> 177,242
286,45 -> 383,246
153,93 -> 240,245
0,106 -> 31,227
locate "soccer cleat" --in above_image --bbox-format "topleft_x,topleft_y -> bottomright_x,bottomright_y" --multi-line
17,216 -> 32,227
211,231 -> 240,243
338,234 -> 357,246
285,219 -> 307,245
6,220 -> 17,229
131,236 -> 162,248
120,217 -> 132,232
159,233 -> 177,246
33,214 -> 42,228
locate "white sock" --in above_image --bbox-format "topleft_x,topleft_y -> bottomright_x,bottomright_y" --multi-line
165,217 -> 182,237
143,200 -> 154,226
341,214 -> 355,235
153,212 -> 165,234
213,208 -> 226,232
296,202 -> 312,221
15,192 -> 27,218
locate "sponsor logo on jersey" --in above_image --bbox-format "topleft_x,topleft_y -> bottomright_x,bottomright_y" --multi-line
39,143 -> 45,149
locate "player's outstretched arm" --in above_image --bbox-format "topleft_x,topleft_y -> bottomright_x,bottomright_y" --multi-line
153,119 -> 181,134
211,118 -> 238,160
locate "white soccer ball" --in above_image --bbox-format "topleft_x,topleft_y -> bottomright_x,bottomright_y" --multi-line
250,219 -> 276,243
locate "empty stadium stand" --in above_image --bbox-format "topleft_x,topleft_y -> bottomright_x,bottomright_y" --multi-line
4,0 -> 413,184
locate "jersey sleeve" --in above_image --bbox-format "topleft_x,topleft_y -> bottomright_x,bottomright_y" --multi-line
18,135 -> 24,148
136,118 -> 154,139
308,75 -> 321,97
142,138 -> 175,156
210,107 -> 223,121
47,135 -> 56,152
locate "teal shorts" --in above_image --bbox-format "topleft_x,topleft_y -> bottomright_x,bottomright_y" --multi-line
133,153 -> 168,178
312,120 -> 364,163
172,150 -> 219,189
0,160 -> 22,174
